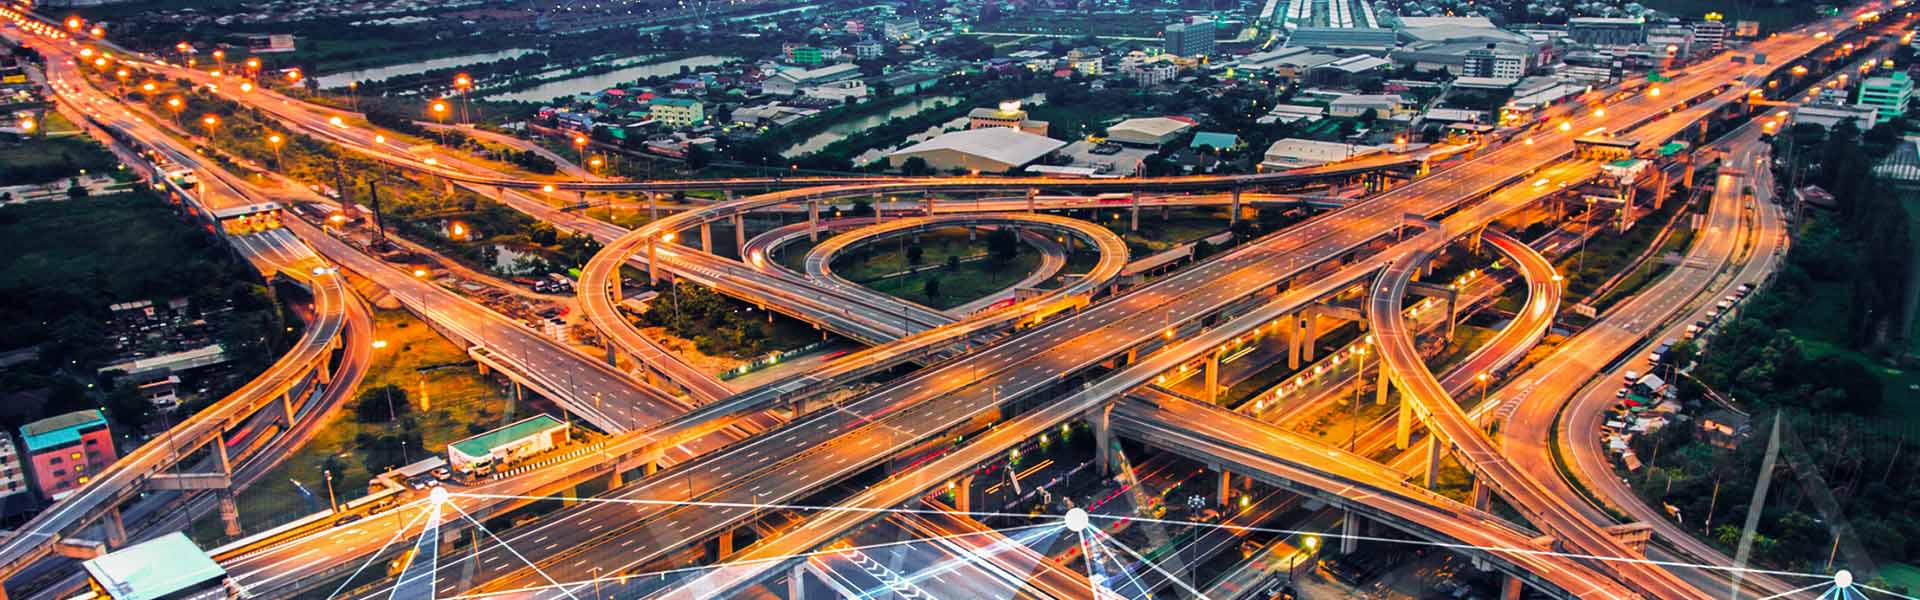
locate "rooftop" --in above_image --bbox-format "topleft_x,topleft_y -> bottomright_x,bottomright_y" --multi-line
1108,116 -> 1197,139
21,409 -> 107,452
890,128 -> 1068,167
450,414 -> 566,459
81,533 -> 225,600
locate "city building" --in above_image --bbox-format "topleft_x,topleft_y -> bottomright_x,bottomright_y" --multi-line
21,409 -> 116,501
1797,103 -> 1878,133
762,63 -> 862,96
1105,116 -> 1196,147
1328,93 -> 1407,118
1164,18 -> 1216,58
1568,17 -> 1647,46
82,533 -> 231,600
874,71 -> 942,95
1279,0 -> 1395,51
1648,25 -> 1695,56
1190,131 -> 1242,151
0,434 -> 28,519
888,128 -> 1067,173
852,39 -> 885,60
968,100 -> 1049,136
1131,62 -> 1181,87
1857,71 -> 1913,123
1306,54 -> 1392,86
1261,138 -> 1383,170
881,18 -> 923,41
788,46 -> 825,66
448,414 -> 570,476
649,97 -> 705,127
1734,20 -> 1761,38
1692,19 -> 1728,50
1463,44 -> 1528,79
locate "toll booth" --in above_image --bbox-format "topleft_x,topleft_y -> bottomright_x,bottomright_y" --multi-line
214,202 -> 285,237
1575,136 -> 1640,161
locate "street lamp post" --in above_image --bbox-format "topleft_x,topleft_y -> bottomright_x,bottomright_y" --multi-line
1477,372 -> 1490,407
453,73 -> 472,123
267,133 -> 283,166
430,100 -> 449,145
200,114 -> 218,142
166,96 -> 183,128
323,469 -> 338,513
573,135 -> 589,170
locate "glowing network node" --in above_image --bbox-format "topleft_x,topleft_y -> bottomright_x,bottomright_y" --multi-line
429,485 -> 449,505
1834,569 -> 1853,589
1064,508 -> 1088,532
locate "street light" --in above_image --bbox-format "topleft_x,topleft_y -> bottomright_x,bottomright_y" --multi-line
453,72 -> 472,123
267,133 -> 283,165
166,96 -> 183,127
430,100 -> 449,144
200,114 -> 218,141
324,469 -> 338,513
573,134 -> 589,167
1477,372 -> 1490,406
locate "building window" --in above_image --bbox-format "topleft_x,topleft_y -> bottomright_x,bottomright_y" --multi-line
52,469 -> 64,477
47,457 -> 60,465
73,464 -> 84,473
76,476 -> 88,485
69,452 -> 81,460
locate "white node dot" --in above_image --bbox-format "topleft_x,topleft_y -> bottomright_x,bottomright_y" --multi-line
1064,508 -> 1089,533
1835,569 -> 1853,589
429,486 -> 449,505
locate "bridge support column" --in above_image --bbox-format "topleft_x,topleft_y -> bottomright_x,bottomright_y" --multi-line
700,222 -> 712,252
1471,478 -> 1492,510
923,194 -> 934,216
954,474 -> 974,514
1683,159 -> 1696,189
732,213 -> 746,258
1501,574 -> 1524,600
1230,187 -> 1243,225
808,200 -> 820,242
1092,403 -> 1114,475
314,357 -> 332,386
648,192 -> 659,222
789,563 -> 808,600
608,468 -> 623,489
1285,314 -> 1302,370
1376,362 -> 1392,406
220,491 -> 242,538
604,341 -> 619,368
1216,470 -> 1232,507
1203,351 -> 1222,405
646,238 -> 660,285
1340,510 -> 1361,554
1026,187 -> 1037,213
1129,191 -> 1140,232
1424,435 -> 1441,489
1653,170 -> 1670,210
1396,400 -> 1413,450
716,528 -> 735,560
1300,314 -> 1320,362
104,507 -> 128,548
276,390 -> 297,426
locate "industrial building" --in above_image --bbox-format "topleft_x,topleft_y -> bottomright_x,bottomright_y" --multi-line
888,128 -> 1067,173
1105,116 -> 1197,147
448,414 -> 570,475
1164,18 -> 1216,58
82,533 -> 230,600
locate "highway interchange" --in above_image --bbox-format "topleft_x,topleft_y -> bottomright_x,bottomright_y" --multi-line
0,4 -> 1890,599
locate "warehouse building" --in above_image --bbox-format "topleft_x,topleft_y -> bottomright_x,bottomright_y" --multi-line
888,128 -> 1067,174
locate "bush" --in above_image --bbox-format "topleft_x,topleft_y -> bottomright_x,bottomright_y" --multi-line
354,384 -> 410,422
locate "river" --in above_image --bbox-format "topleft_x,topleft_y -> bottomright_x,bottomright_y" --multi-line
314,48 -> 539,90
779,95 -> 963,158
483,55 -> 738,103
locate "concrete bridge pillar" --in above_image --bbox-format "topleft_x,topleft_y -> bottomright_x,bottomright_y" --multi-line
276,390 -> 297,427
104,507 -> 128,548
700,222 -> 712,253
922,193 -> 934,216
646,238 -> 660,285
1300,314 -> 1320,363
716,528 -> 735,560
213,431 -> 232,477
1501,574 -> 1524,600
1230,187 -> 1243,225
1376,363 -> 1392,406
1471,478 -> 1492,510
954,474 -> 975,514
789,563 -> 809,600
807,200 -> 820,243
1396,399 -> 1414,450
1129,191 -> 1140,232
220,491 -> 242,538
1652,170 -> 1670,210
1683,158 -> 1697,189
1424,435 -> 1441,489
1092,403 -> 1114,476
603,341 -> 619,369
1203,351 -> 1223,405
1285,315 -> 1303,370
609,271 -> 623,303
732,213 -> 746,258
314,356 -> 332,386
608,468 -> 624,489
575,189 -> 585,209
1026,187 -> 1037,213
1340,510 -> 1361,554
648,192 -> 659,222
1216,469 -> 1234,507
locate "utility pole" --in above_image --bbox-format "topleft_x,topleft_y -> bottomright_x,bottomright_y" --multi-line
368,179 -> 387,246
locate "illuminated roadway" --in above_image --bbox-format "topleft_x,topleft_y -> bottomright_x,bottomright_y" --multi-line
0,33 -> 364,595
1499,120 -> 1797,597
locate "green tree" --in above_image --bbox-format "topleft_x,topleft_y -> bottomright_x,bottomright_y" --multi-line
924,277 -> 941,300
354,384 -> 410,423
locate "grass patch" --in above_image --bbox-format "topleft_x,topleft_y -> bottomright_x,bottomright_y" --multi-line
0,130 -> 120,187
193,308 -> 531,544
1100,212 -> 1230,255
